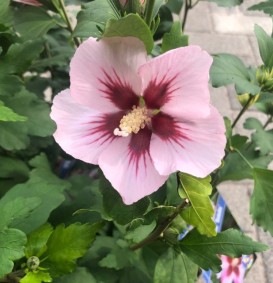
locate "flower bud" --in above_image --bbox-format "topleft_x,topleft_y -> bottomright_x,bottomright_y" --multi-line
27,256 -> 40,271
237,93 -> 260,107
256,66 -> 273,92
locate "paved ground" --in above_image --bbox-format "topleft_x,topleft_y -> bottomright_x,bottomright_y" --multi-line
183,1 -> 273,282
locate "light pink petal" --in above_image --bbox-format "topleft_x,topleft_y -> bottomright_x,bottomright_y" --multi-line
70,37 -> 147,112
98,128 -> 168,204
150,106 -> 226,177
220,269 -> 233,283
13,0 -> 42,6
50,89 -> 124,164
139,45 -> 212,119
233,265 -> 246,283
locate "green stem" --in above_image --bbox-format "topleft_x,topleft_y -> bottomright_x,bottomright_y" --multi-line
144,0 -> 156,27
231,96 -> 253,129
130,199 -> 188,251
58,0 -> 81,47
263,115 -> 273,129
0,270 -> 25,283
182,0 -> 191,31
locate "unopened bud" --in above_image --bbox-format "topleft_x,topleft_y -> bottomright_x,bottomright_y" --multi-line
27,256 -> 40,270
256,66 -> 273,92
237,93 -> 260,107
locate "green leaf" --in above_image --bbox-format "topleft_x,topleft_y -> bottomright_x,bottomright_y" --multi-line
20,271 -> 52,283
0,197 -> 41,230
180,228 -> 268,272
153,0 -> 168,18
99,245 -> 132,270
144,206 -> 176,224
2,90 -> 55,137
161,21 -> 188,53
100,177 -> 150,225
254,25 -> 273,69
119,266 -> 151,283
0,121 -> 28,150
165,0 -> 184,14
0,228 -> 26,278
73,0 -> 118,38
244,117 -> 273,154
217,143 -> 273,182
0,153 -> 68,233
25,223 -> 54,258
46,223 -> 102,276
154,248 -> 198,283
249,1 -> 273,16
0,156 -> 29,179
53,268 -> 96,283
0,90 -> 55,150
0,40 -> 44,74
251,168 -> 273,235
178,173 -> 216,237
14,7 -> 56,40
207,0 -> 243,7
103,14 -> 154,53
0,101 -> 27,121
52,175 -> 105,225
125,221 -> 156,243
0,74 -> 23,96
210,54 -> 261,95
0,0 -> 12,26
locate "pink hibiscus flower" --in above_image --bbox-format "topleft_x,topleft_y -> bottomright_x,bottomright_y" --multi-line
219,256 -> 245,283
13,0 -> 42,6
50,37 -> 226,204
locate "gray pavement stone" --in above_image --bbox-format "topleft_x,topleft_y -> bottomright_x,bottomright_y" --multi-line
186,32 -> 253,57
226,84 -> 242,111
209,4 -> 272,35
248,35 -> 263,65
232,110 -> 268,136
184,1 -> 213,32
240,0 -> 271,17
210,85 -> 233,117
217,181 -> 256,233
256,228 -> 273,283
244,249 -> 267,283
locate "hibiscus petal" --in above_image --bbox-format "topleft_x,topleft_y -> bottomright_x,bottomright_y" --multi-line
139,45 -> 212,119
13,0 -> 42,6
98,128 -> 168,204
50,89 -> 124,164
70,37 -> 147,111
220,268 -> 233,283
233,265 -> 245,283
150,106 -> 226,177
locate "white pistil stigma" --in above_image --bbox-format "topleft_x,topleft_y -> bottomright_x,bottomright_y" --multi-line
114,106 -> 150,137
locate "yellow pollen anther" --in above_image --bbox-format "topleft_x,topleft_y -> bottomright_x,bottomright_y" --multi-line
114,106 -> 150,137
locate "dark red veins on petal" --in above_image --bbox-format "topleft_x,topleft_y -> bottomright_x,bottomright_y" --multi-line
143,73 -> 179,109
152,113 -> 191,145
98,68 -> 139,110
82,111 -> 125,146
128,127 -> 152,175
